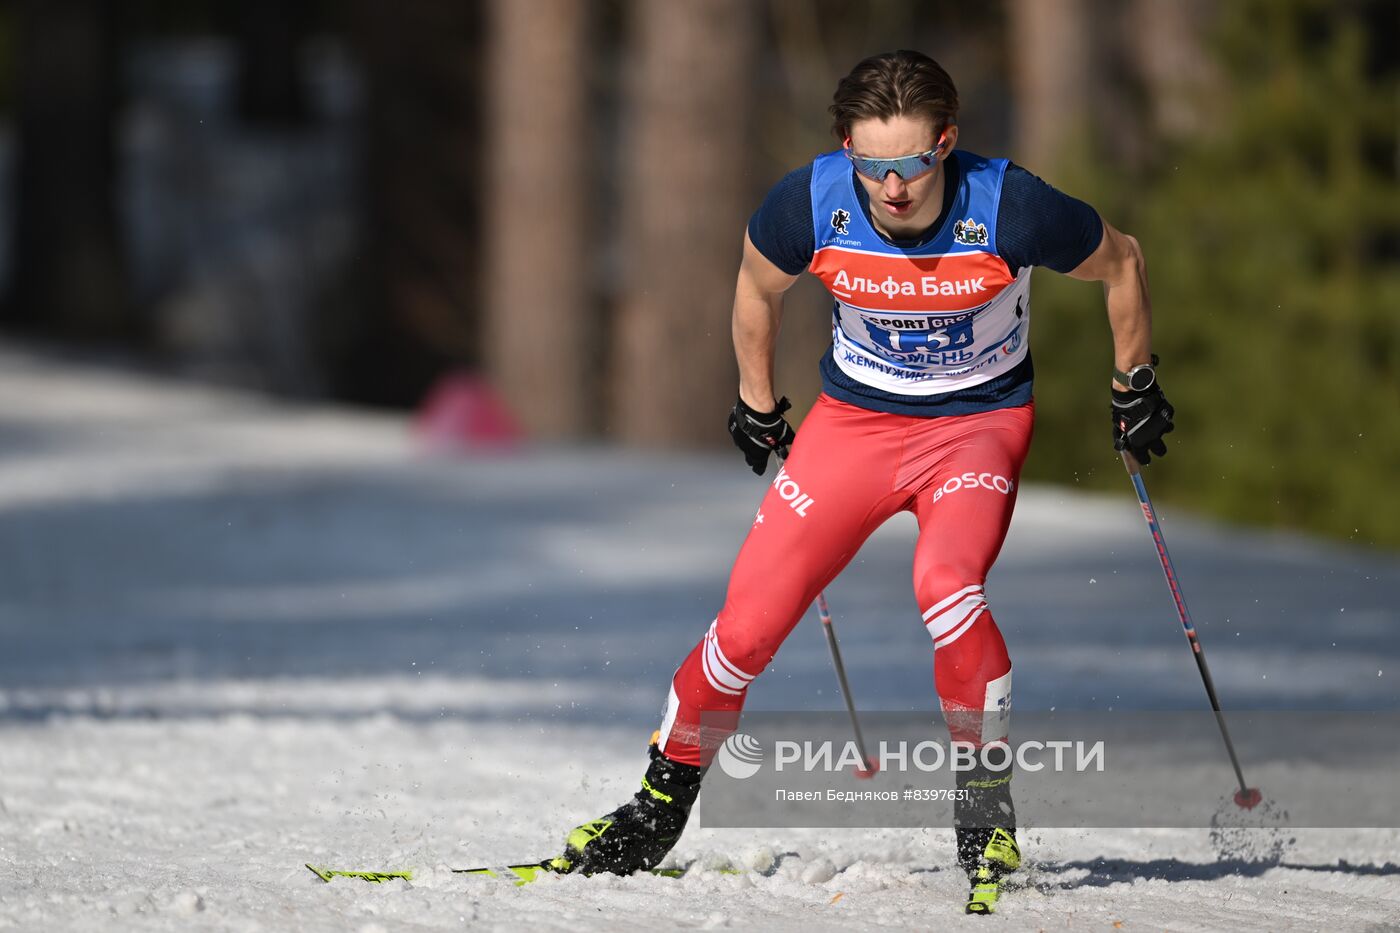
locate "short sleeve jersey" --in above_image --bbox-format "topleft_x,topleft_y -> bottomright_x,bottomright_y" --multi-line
748,150 -> 1103,416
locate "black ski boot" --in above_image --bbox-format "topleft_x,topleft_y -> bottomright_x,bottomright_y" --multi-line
954,762 -> 1020,914
553,742 -> 706,876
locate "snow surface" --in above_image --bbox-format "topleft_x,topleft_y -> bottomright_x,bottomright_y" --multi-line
1,344 -> 1398,931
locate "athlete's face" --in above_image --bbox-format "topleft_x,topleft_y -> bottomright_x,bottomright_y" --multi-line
846,115 -> 958,238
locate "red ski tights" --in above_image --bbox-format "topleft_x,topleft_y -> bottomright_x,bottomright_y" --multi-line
657,394 -> 1033,766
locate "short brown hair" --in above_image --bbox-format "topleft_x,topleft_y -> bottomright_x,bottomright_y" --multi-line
829,50 -> 959,141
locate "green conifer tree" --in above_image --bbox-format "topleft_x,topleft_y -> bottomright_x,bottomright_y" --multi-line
1026,0 -> 1400,547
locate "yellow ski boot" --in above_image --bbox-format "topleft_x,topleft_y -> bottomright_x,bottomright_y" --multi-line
961,827 -> 1021,915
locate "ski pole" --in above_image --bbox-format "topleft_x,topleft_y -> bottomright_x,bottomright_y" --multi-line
772,449 -> 877,777
814,590 -> 878,777
1119,450 -> 1261,809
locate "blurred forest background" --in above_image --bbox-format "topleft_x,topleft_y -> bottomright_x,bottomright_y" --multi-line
0,0 -> 1395,547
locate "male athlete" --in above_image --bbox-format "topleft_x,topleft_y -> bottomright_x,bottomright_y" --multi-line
553,50 -> 1174,914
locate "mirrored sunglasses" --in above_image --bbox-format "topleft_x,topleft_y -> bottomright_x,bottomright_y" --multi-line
843,136 -> 946,182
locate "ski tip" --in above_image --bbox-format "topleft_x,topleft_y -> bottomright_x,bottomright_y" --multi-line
1234,787 -> 1264,810
306,864 -> 414,884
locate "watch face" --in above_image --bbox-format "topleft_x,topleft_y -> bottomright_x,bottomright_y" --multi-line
1130,367 -> 1156,391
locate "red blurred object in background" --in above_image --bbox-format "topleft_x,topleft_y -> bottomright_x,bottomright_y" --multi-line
414,371 -> 523,452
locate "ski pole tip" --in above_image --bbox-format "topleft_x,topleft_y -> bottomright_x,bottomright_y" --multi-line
855,756 -> 880,779
1234,787 -> 1263,810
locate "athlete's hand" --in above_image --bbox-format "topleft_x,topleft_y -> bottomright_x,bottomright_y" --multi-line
1112,383 -> 1175,465
728,396 -> 795,475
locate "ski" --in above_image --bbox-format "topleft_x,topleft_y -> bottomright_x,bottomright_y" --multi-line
455,861 -> 712,885
306,865 -> 414,884
307,860 -> 740,886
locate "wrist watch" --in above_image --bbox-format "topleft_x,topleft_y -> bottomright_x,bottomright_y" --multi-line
1113,353 -> 1159,391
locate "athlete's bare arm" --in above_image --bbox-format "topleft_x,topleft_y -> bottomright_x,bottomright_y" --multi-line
1066,217 -> 1152,389
733,230 -> 800,411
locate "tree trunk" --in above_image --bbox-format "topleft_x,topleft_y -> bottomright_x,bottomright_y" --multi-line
1006,0 -> 1096,171
611,0 -> 756,447
1127,0 -> 1216,139
333,0 -> 483,406
235,0 -> 311,128
6,0 -> 130,340
483,0 -> 592,437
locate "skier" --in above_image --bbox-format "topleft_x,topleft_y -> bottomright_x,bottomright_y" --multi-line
553,49 -> 1174,913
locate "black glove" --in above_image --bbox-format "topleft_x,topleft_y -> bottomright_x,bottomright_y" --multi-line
727,396 -> 795,475
1112,384 -> 1175,465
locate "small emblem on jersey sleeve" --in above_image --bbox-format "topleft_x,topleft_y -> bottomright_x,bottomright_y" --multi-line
953,217 -> 989,246
830,208 -> 851,236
